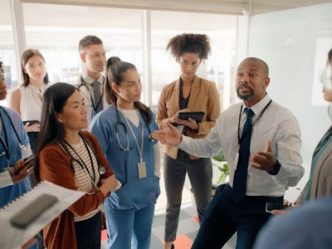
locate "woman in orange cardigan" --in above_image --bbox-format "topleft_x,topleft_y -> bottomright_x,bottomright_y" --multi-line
35,82 -> 120,249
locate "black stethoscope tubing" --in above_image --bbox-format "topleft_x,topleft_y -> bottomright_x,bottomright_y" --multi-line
61,133 -> 106,177
78,76 -> 104,113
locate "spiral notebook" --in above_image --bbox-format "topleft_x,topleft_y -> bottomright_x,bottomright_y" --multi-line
0,181 -> 84,249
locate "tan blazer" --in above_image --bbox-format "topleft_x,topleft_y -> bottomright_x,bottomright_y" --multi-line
156,76 -> 220,159
297,127 -> 332,203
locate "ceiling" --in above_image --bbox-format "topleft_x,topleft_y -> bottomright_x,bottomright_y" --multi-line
22,0 -> 332,15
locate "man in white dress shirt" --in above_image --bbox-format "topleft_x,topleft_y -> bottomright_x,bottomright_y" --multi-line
152,57 -> 304,249
77,35 -> 107,122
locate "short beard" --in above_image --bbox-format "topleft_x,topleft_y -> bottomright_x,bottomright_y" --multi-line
236,88 -> 254,100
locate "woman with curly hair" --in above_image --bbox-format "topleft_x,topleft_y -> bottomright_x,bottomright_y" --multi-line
156,33 -> 221,249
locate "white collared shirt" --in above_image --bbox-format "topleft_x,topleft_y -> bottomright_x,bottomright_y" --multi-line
179,94 -> 304,197
78,73 -> 107,122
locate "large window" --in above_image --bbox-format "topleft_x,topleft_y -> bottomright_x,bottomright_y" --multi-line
22,3 -> 143,86
10,1 -> 239,213
151,10 -> 238,110
19,3 -> 238,109
0,0 -> 17,99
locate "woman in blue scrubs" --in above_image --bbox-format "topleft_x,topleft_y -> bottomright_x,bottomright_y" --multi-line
89,57 -> 160,249
0,60 -> 32,208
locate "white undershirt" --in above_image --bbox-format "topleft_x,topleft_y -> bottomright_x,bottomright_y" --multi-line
118,108 -> 139,127
118,107 -> 161,177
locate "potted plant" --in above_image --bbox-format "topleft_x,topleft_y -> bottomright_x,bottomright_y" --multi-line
211,150 -> 230,197
190,150 -> 230,205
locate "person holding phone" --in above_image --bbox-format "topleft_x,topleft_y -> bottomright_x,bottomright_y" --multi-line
35,83 -> 120,249
0,60 -> 33,202
156,33 -> 220,249
254,196 -> 332,249
9,49 -> 49,152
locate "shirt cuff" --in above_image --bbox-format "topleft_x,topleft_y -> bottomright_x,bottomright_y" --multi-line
0,171 -> 14,188
178,135 -> 191,151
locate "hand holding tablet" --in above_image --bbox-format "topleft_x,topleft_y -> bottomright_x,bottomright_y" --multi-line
178,111 -> 205,122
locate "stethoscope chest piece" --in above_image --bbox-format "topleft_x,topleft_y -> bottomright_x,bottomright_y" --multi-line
99,166 -> 106,175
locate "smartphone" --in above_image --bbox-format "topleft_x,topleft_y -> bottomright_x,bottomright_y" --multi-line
178,112 -> 205,122
265,202 -> 288,213
23,155 -> 35,165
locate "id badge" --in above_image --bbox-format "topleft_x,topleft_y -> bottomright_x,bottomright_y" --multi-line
138,161 -> 147,179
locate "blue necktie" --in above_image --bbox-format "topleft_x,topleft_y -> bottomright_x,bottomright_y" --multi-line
233,108 -> 254,202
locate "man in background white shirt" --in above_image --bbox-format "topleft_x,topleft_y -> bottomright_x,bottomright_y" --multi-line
152,57 -> 304,249
77,35 -> 107,122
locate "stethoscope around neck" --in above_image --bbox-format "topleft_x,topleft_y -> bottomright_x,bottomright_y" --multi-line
0,106 -> 26,159
62,134 -> 106,177
114,108 -> 154,152
78,76 -> 104,113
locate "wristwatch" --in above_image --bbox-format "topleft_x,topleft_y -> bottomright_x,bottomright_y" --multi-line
268,160 -> 281,175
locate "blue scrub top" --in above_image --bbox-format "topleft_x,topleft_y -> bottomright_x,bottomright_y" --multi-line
89,106 -> 160,210
0,107 -> 31,208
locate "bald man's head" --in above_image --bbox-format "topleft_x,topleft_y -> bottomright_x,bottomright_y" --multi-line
236,57 -> 270,106
240,57 -> 269,77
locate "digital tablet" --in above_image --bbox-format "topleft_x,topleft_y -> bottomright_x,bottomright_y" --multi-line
178,112 -> 205,122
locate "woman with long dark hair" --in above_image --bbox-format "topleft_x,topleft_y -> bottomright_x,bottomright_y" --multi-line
35,82 -> 119,249
9,49 -> 49,152
89,57 -> 160,249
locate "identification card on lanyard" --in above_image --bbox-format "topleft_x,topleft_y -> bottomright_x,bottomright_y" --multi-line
138,161 -> 147,179
123,110 -> 147,179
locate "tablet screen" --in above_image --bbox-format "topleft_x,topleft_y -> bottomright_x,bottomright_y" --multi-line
178,112 -> 205,122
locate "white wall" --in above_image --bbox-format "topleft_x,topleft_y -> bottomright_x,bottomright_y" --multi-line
248,3 -> 332,194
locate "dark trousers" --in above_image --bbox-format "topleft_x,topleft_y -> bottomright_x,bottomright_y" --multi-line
75,212 -> 102,249
192,184 -> 283,249
164,152 -> 212,242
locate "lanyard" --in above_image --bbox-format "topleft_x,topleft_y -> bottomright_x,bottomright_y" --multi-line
237,99 -> 272,144
61,136 -> 98,190
78,76 -> 104,113
63,137 -> 96,181
123,110 -> 144,162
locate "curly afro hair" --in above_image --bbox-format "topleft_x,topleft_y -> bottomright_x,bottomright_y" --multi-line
166,33 -> 211,61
